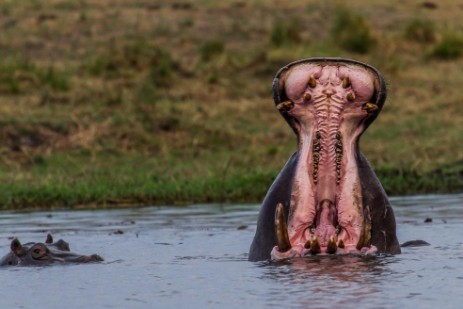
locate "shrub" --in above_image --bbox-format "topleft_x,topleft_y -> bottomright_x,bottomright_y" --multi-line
269,19 -> 302,47
0,57 -> 35,94
86,41 -> 176,80
39,67 -> 71,91
404,19 -> 436,43
432,34 -> 463,59
331,9 -> 376,54
199,40 -> 224,62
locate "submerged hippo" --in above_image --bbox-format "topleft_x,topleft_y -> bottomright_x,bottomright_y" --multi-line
0,234 -> 103,266
249,58 -> 400,261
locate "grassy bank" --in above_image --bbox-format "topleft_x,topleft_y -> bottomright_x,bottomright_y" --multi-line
0,0 -> 462,209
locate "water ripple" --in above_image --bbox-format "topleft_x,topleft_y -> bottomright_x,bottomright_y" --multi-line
0,195 -> 462,308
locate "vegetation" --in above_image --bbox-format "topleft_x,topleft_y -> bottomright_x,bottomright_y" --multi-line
432,34 -> 463,59
0,0 -> 462,209
331,8 -> 376,54
404,19 -> 436,43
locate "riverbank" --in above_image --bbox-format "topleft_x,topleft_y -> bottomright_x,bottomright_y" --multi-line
1,152 -> 461,210
0,1 -> 462,209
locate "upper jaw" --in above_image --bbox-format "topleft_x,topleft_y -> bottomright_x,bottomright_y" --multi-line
273,57 -> 386,135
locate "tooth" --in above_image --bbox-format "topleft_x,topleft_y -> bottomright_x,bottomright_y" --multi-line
308,75 -> 317,88
304,239 -> 311,249
342,76 -> 351,88
276,100 -> 294,111
356,206 -> 372,250
362,102 -> 379,112
327,236 -> 337,254
275,203 -> 291,252
347,92 -> 356,101
338,239 -> 345,249
310,236 -> 321,254
303,93 -> 312,101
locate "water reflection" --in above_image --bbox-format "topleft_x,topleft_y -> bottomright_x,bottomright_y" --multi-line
0,195 -> 462,308
259,255 -> 399,308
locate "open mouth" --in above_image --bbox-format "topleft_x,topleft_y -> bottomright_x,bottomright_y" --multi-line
270,59 -> 385,259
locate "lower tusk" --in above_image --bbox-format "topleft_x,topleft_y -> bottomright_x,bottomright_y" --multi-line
327,235 -> 337,254
310,236 -> 321,254
275,203 -> 291,252
356,206 -> 372,250
304,239 -> 311,249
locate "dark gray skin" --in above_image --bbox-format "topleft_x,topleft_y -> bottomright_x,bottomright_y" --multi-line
400,240 -> 430,247
248,153 -> 298,262
249,58 -> 401,261
0,234 -> 103,266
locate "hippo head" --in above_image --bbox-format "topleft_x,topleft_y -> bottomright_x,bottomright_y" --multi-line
249,58 -> 400,261
0,234 -> 103,266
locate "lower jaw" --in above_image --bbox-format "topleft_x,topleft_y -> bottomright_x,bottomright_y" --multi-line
271,130 -> 374,259
273,192 -> 373,260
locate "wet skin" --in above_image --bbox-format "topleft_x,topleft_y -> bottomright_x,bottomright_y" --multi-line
0,234 -> 103,266
249,58 -> 401,261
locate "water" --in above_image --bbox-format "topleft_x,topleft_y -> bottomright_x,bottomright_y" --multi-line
0,194 -> 462,309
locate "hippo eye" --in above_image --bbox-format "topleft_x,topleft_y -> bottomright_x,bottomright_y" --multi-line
31,245 -> 48,259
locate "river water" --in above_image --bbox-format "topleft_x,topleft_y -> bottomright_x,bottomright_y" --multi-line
0,194 -> 462,309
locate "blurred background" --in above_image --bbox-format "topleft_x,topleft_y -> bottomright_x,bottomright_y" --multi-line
0,0 -> 461,208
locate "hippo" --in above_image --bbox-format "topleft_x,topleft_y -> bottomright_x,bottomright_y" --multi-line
249,57 -> 401,261
0,234 -> 103,266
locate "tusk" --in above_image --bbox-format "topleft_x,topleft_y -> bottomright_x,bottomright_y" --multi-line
276,100 -> 294,111
304,239 -> 311,249
362,102 -> 379,112
347,92 -> 356,101
303,93 -> 312,102
356,206 -> 372,250
342,76 -> 351,88
308,75 -> 317,88
327,235 -> 337,254
275,203 -> 291,252
310,236 -> 321,254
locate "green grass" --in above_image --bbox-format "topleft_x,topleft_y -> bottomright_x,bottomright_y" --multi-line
0,152 -> 278,209
331,8 -> 376,54
0,0 -> 462,209
270,18 -> 302,47
1,152 -> 460,210
432,34 -> 463,59
199,40 -> 225,62
404,19 -> 436,43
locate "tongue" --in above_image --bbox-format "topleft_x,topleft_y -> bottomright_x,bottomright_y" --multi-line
314,199 -> 337,247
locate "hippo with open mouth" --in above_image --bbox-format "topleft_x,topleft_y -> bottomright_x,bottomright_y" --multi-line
0,234 -> 103,266
249,58 -> 401,261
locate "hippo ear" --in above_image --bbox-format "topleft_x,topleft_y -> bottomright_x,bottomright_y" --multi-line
55,239 -> 70,251
10,238 -> 23,256
46,233 -> 53,244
